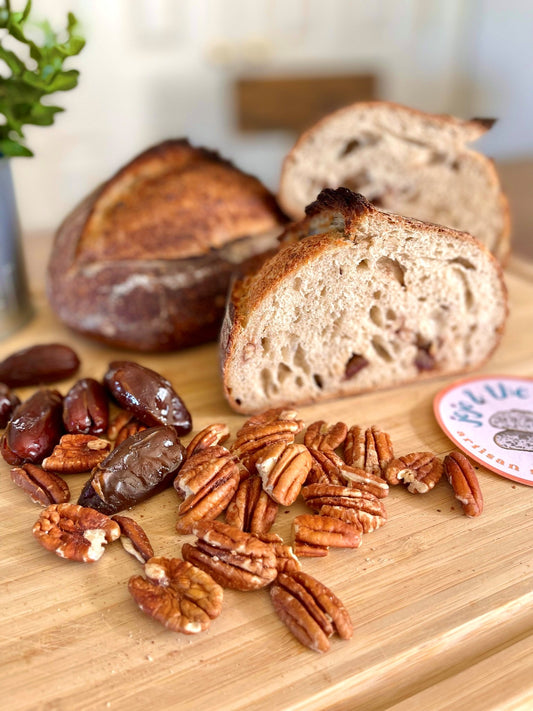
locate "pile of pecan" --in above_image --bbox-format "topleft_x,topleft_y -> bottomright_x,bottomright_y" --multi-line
0,343 -> 484,653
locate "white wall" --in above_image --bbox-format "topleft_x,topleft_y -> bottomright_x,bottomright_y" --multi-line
7,0 -> 533,233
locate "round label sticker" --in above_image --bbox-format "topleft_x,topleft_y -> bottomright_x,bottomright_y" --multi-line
434,375 -> 533,486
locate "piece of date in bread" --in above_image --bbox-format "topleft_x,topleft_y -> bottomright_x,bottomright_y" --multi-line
47,139 -> 287,351
221,189 -> 508,414
278,101 -> 510,263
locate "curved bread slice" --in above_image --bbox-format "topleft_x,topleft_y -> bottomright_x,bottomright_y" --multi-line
47,139 -> 286,351
221,189 -> 508,413
278,101 -> 510,263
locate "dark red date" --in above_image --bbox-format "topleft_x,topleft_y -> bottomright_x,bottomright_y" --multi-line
63,378 -> 109,435
104,361 -> 192,436
0,343 -> 80,387
77,425 -> 186,514
1,389 -> 64,465
0,384 -> 20,428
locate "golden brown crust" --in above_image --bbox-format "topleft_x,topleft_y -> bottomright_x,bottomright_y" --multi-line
221,188 -> 509,413
47,139 -> 286,352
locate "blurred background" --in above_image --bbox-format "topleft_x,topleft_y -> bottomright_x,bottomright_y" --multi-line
8,0 -> 533,236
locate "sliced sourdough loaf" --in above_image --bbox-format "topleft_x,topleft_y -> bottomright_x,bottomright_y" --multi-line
278,101 -> 510,263
220,189 -> 508,414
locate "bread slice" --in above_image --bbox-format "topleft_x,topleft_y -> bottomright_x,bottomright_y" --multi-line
220,189 -> 508,414
47,139 -> 287,351
278,101 -> 510,263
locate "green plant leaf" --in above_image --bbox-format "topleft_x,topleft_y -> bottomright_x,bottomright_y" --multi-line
0,137 -> 33,157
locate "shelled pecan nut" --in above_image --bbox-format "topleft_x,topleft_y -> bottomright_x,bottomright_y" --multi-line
182,520 -> 277,591
10,463 -> 70,506
254,533 -> 302,574
385,452 -> 443,493
255,442 -> 313,506
32,503 -> 120,562
62,378 -> 109,435
293,514 -> 362,554
344,425 -> 394,477
0,343 -> 80,388
112,515 -> 154,563
225,474 -> 279,534
128,557 -> 223,634
174,446 -> 240,534
304,421 -> 348,452
106,411 -> 133,441
42,434 -> 111,473
302,483 -> 387,533
318,505 -> 364,532
237,407 -> 304,435
443,450 -> 484,517
231,419 -> 303,474
338,464 -> 389,499
114,419 -> 147,447
186,423 -> 230,459
270,571 -> 353,653
306,449 -> 345,486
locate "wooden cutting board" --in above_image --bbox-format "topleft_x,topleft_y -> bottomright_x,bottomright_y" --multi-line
1,256 -> 533,711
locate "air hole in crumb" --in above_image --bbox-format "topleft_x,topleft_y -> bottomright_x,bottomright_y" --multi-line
294,344 -> 310,374
293,277 -> 303,292
357,259 -> 370,272
344,353 -> 369,379
313,374 -> 324,389
376,257 -> 406,286
451,160 -> 460,171
449,257 -> 475,270
339,266 -> 344,276
386,308 -> 397,321
295,376 -> 304,388
340,138 -> 361,157
277,362 -> 292,383
373,290 -> 382,300
371,337 -> 393,362
235,398 -> 242,406
261,337 -> 271,354
370,305 -> 384,327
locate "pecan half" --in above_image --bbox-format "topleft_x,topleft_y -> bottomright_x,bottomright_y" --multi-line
443,450 -> 484,517
114,419 -> 147,447
231,418 -> 302,474
182,520 -> 277,591
306,449 -> 345,486
302,483 -> 387,533
238,407 -> 304,435
344,425 -> 394,477
42,434 -> 111,473
11,463 -> 70,506
293,514 -> 362,556
304,421 -> 348,452
32,503 -> 120,562
106,411 -> 133,441
174,446 -> 240,534
385,452 -> 443,493
186,423 -> 230,459
270,571 -> 353,653
129,557 -> 223,634
255,442 -> 313,506
338,464 -> 389,499
254,533 -> 302,574
112,515 -> 154,563
225,474 -> 278,534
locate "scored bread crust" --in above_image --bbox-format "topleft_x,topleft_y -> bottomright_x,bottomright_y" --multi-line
278,101 -> 510,263
47,139 -> 286,352
221,189 -> 508,414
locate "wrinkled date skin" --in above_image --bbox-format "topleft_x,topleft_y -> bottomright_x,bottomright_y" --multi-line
104,361 -> 192,436
63,378 -> 109,435
0,384 -> 20,429
1,389 -> 64,465
0,343 -> 80,387
78,425 -> 186,514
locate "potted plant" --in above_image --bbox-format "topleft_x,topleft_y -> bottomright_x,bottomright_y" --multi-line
0,0 -> 84,337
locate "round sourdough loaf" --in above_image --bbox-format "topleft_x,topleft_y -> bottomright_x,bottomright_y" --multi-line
221,189 -> 508,414
47,139 -> 287,351
278,101 -> 510,263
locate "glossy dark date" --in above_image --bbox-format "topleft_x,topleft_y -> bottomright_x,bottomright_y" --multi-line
0,343 -> 80,387
77,425 -> 186,514
1,389 -> 64,465
0,384 -> 20,429
63,378 -> 109,435
104,361 -> 192,436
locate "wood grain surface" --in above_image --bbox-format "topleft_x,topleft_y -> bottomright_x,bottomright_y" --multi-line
1,249 -> 532,711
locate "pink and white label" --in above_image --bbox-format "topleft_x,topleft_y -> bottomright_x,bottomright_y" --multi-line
434,375 -> 533,486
